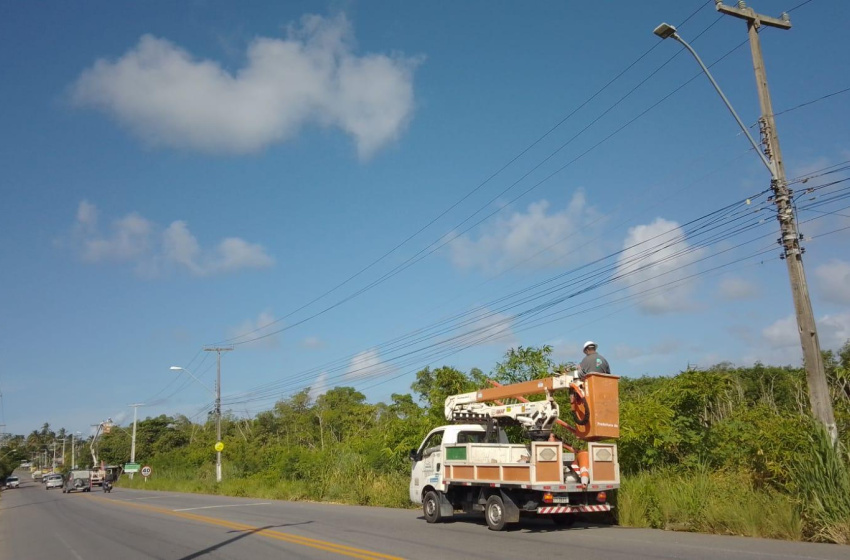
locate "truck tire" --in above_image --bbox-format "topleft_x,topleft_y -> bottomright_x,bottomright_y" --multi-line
485,495 -> 508,531
423,490 -> 443,524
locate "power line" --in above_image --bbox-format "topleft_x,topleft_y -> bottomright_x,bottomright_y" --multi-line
786,0 -> 816,12
222,191 -> 778,406
227,30 -> 749,350
212,3 -> 713,348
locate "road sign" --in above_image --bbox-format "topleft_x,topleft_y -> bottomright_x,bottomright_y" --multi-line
124,463 -> 141,473
140,465 -> 152,477
214,441 -> 224,452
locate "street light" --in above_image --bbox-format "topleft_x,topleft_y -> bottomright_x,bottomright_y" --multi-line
652,22 -> 775,178
171,366 -> 222,483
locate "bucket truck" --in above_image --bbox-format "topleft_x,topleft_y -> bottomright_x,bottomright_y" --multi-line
409,372 -> 620,531
89,419 -> 113,487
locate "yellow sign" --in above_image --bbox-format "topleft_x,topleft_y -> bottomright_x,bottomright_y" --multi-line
214,442 -> 224,452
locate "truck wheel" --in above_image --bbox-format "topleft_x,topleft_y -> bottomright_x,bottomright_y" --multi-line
551,515 -> 575,527
485,495 -> 508,531
423,490 -> 443,524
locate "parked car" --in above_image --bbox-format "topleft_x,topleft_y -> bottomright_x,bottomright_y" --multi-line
45,474 -> 64,490
4,476 -> 20,488
63,470 -> 92,493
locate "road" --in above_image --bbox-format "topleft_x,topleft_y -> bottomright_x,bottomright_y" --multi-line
1,471 -> 846,560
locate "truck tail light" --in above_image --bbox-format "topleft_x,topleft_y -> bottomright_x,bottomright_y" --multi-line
596,492 -> 607,503
543,492 -> 553,503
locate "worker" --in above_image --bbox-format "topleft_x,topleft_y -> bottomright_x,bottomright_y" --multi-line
579,341 -> 610,378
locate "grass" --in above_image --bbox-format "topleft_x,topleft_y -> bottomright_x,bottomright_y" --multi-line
118,464 -> 411,509
790,428 -> 850,544
617,466 -> 801,540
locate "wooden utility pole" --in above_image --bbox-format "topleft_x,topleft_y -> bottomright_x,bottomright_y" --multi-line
716,1 -> 837,443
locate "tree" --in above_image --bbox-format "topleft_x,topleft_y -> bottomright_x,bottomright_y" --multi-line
492,345 -> 554,384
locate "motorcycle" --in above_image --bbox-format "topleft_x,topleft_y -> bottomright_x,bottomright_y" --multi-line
102,480 -> 113,493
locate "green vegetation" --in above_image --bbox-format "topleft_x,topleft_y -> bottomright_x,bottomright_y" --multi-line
7,342 -> 850,542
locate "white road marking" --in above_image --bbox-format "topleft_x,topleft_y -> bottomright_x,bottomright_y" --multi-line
54,533 -> 85,560
173,502 -> 271,512
121,496 -> 169,501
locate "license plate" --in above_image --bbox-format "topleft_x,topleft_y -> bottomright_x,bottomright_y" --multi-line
552,496 -> 570,503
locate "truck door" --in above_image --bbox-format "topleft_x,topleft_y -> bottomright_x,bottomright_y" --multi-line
409,428 -> 444,503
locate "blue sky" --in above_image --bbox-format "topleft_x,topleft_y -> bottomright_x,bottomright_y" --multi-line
2,0 -> 849,436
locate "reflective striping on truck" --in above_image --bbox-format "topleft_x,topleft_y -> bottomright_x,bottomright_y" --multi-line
537,505 -> 612,514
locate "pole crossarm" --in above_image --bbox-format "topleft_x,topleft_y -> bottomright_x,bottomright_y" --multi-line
715,0 -> 792,29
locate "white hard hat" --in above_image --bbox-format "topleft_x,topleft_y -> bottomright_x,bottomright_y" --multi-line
583,341 -> 597,351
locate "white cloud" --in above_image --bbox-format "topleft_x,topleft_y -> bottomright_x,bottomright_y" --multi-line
465,307 -> 516,347
762,315 -> 799,349
82,212 -> 154,263
449,192 -> 605,273
227,310 -> 279,349
616,218 -> 703,314
717,276 -> 759,301
814,259 -> 850,304
300,336 -> 324,349
345,348 -> 394,380
308,372 -> 329,401
71,14 -> 418,159
68,201 -> 274,277
748,312 -> 850,365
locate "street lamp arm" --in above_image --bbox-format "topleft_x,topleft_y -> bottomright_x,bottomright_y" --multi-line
655,24 -> 776,179
170,366 -> 215,396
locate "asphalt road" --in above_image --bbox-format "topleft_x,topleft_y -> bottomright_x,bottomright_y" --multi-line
1,470 -> 846,560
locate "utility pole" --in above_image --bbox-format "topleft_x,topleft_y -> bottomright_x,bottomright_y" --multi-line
715,1 -> 837,443
129,403 -> 144,479
205,347 -> 232,483
61,438 -> 66,468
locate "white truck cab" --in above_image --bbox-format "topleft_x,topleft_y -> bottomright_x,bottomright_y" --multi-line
409,424 -> 507,504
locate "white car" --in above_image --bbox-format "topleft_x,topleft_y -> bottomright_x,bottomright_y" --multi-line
5,476 -> 20,488
45,474 -> 64,490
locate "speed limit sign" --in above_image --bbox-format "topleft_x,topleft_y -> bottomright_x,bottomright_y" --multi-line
140,465 -> 152,478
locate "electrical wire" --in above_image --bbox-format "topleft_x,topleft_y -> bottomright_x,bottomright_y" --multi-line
222,193 -> 778,407
226,31 -> 750,350
211,2 -> 714,348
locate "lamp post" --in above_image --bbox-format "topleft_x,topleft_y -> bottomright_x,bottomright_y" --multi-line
652,23 -> 774,176
653,17 -> 837,443
170,365 -> 222,482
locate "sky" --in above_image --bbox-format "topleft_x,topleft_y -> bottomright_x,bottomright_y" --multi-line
1,0 -> 849,437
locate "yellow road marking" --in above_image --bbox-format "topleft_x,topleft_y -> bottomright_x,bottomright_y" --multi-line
92,495 -> 404,560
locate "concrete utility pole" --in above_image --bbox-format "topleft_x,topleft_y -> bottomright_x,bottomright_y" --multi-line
129,403 -> 144,480
714,0 -> 837,444
71,432 -> 77,470
205,347 -> 232,483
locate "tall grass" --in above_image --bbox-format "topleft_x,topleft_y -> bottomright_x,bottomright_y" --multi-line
118,461 -> 411,508
617,466 -> 801,540
791,428 -> 850,544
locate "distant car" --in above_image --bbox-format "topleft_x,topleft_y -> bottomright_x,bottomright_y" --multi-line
20,461 -> 31,468
45,474 -> 64,490
32,471 -> 43,481
5,476 -> 20,488
63,470 -> 92,493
